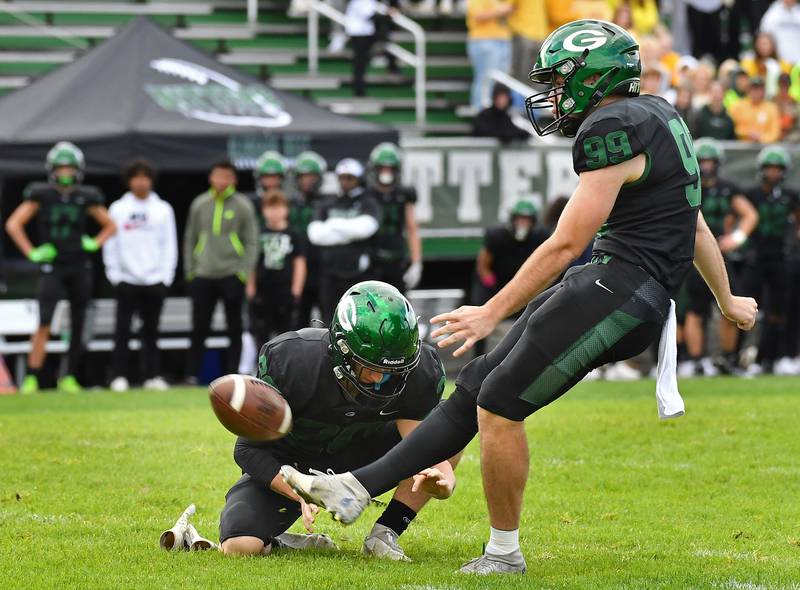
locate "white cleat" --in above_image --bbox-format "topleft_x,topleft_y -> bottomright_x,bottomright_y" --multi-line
185,523 -> 217,551
280,466 -> 371,525
774,357 -> 800,376
363,523 -> 410,561
110,376 -> 129,392
459,549 -> 527,575
143,376 -> 169,391
604,361 -> 641,381
159,504 -> 195,551
273,532 -> 338,551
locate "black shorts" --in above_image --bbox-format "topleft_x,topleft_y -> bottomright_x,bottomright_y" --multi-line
741,258 -> 790,317
219,423 -> 402,544
36,263 -> 92,325
684,259 -> 737,317
457,259 -> 670,422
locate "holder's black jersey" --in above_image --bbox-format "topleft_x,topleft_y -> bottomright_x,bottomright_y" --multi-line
23,182 -> 104,263
573,95 -> 701,295
252,328 -> 445,462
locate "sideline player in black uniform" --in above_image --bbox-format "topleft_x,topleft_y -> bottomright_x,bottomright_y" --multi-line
308,158 -> 381,323
681,138 -> 758,376
219,281 -> 456,561
366,142 -> 423,292
288,151 -> 328,328
282,20 -> 758,575
741,146 -> 800,375
5,141 -> 116,394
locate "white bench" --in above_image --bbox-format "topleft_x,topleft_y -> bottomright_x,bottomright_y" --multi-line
0,297 -> 230,385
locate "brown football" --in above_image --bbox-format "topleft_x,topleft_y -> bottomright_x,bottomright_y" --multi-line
208,374 -> 292,441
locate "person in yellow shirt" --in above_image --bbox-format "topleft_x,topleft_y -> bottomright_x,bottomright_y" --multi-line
608,0 -> 659,38
508,0 -> 547,83
740,31 -> 792,98
729,77 -> 781,143
466,0 -> 513,110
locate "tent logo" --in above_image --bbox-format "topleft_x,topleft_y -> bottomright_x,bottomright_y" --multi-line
145,58 -> 292,128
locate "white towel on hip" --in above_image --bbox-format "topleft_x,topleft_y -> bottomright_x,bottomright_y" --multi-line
655,299 -> 685,419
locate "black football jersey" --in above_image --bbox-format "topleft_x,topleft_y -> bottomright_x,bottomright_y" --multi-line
254,227 -> 305,302
288,192 -> 325,287
573,95 -> 701,295
313,190 -> 382,278
743,184 -> 800,260
252,327 -> 445,462
369,185 -> 417,262
701,178 -> 742,238
23,182 -> 104,263
484,225 -> 550,287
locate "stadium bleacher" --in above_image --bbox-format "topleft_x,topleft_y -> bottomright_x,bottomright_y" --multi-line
0,0 -> 474,134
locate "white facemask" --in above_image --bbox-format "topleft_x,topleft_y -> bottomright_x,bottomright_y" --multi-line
514,226 -> 531,242
378,171 -> 395,185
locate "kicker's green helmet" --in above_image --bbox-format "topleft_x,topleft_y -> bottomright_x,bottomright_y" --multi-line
757,145 -> 791,169
694,137 -> 725,162
526,20 -> 641,137
46,141 -> 85,185
253,150 -> 286,178
329,281 -> 420,408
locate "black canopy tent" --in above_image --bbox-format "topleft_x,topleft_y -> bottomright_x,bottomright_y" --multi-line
0,16 -> 397,176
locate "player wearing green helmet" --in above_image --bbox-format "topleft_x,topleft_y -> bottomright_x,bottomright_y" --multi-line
366,143 -> 423,292
5,141 -> 116,394
280,19 -> 758,576
739,145 -> 800,375
253,150 -> 287,195
681,138 -> 758,377
288,151 -> 329,328
220,280 -> 456,562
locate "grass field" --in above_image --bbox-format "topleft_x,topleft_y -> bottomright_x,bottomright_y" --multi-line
1,378 -> 799,589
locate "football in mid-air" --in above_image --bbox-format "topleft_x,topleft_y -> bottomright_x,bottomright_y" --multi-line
208,374 -> 292,441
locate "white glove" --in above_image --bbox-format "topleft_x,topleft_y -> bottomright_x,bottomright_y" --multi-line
403,262 -> 423,290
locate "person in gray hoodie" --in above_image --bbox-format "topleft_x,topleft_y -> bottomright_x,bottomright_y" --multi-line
183,159 -> 258,383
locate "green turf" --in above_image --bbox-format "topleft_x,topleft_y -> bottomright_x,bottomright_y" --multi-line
2,377 -> 799,589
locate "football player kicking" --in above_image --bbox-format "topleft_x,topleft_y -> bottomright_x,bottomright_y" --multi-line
219,281 -> 458,561
281,20 -> 759,575
5,141 -> 116,393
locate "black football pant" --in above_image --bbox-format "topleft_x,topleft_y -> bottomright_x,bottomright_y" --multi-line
351,35 -> 375,97
353,259 -> 670,496
36,263 -> 92,376
320,273 -> 368,325
742,258 -> 790,364
219,424 -> 401,544
188,275 -> 244,379
250,299 -> 293,350
112,282 -> 167,381
295,282 -> 321,329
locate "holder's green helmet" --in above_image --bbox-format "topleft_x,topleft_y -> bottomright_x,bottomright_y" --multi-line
329,280 -> 420,408
253,150 -> 286,179
368,142 -> 403,187
526,20 -> 641,137
694,137 -> 725,162
46,141 -> 85,186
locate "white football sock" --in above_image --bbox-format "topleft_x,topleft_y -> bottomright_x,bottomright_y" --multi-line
485,527 -> 520,555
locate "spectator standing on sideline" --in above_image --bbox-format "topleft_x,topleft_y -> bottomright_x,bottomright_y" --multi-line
466,0 -> 512,111
247,190 -> 306,347
366,142 -> 423,292
104,159 -> 177,392
308,158 -> 381,323
508,0 -> 546,84
288,151 -> 328,328
346,0 -> 377,97
742,147 -> 800,376
184,159 -> 258,383
730,76 -> 781,143
694,80 -> 737,140
5,141 -> 116,394
251,151 -> 286,209
760,0 -> 800,65
471,83 -> 529,143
